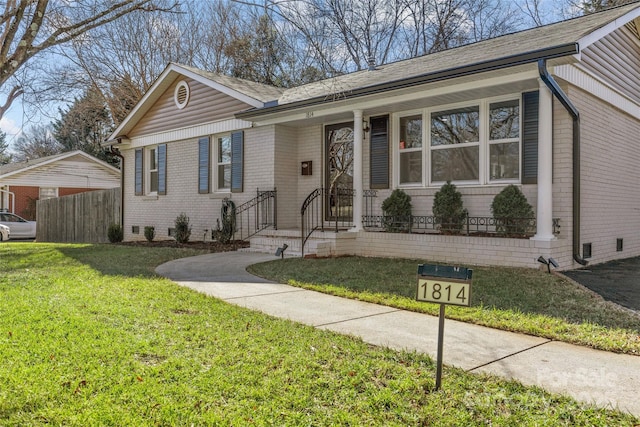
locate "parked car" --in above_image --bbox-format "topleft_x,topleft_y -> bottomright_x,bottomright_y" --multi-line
0,212 -> 36,239
0,223 -> 9,241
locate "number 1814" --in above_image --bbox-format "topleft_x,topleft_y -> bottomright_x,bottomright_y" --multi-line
417,279 -> 471,307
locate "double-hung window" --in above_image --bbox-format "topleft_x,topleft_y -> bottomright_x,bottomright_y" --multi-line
134,144 -> 166,196
488,100 -> 520,181
148,147 -> 159,194
398,114 -> 423,185
198,131 -> 243,194
216,135 -> 231,191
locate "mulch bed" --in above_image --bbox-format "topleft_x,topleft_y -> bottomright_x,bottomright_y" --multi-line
117,240 -> 250,252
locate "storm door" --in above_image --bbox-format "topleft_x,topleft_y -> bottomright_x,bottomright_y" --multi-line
325,122 -> 354,222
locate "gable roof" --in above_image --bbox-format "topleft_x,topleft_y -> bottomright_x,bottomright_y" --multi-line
237,1 -> 640,118
107,63 -> 285,142
0,150 -> 119,180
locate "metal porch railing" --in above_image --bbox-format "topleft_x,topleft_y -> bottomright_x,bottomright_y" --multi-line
362,190 -> 560,237
300,187 -> 354,257
233,188 -> 277,241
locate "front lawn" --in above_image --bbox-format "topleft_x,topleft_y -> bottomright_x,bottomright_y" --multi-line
0,243 -> 637,425
248,257 -> 640,354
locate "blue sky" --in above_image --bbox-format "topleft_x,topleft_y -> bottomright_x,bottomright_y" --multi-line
2,109 -> 24,149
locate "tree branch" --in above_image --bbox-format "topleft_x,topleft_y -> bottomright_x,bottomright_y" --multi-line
0,83 -> 24,118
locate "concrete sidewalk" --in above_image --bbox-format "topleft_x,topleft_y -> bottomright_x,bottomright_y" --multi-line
156,252 -> 640,417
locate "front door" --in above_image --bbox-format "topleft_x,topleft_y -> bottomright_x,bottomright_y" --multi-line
325,122 -> 354,221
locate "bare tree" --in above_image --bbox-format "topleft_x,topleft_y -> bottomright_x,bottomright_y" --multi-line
0,0 -> 177,121
578,0 -> 635,13
464,0 -> 522,42
518,0 -> 547,26
246,0 -> 523,76
12,123 -> 62,161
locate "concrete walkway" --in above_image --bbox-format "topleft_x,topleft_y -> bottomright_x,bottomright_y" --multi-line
156,252 -> 640,417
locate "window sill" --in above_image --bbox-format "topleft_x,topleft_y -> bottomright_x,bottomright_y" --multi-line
142,195 -> 158,201
209,192 -> 231,200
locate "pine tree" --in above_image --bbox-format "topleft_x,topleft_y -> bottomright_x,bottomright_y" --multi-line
0,131 -> 12,165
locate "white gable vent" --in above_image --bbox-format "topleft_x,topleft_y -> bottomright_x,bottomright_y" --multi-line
174,80 -> 190,109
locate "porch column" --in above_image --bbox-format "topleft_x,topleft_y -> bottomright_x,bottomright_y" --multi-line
352,109 -> 364,231
533,79 -> 555,241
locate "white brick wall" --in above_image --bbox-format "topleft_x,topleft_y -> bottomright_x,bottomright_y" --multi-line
571,85 -> 640,264
274,125 -> 299,228
122,126 -> 280,242
296,125 -> 323,205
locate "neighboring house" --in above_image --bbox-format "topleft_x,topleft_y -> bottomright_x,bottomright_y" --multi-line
105,4 -> 640,271
0,151 -> 121,219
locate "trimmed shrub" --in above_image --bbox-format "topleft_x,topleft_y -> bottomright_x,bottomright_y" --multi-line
144,226 -> 155,242
432,181 -> 468,234
491,185 -> 535,235
213,198 -> 236,244
381,189 -> 412,232
174,213 -> 192,244
107,223 -> 123,243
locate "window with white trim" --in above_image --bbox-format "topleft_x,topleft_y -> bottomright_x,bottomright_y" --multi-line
148,146 -> 159,194
430,106 -> 480,183
215,134 -> 231,191
488,99 -> 520,180
398,114 -> 422,185
395,96 -> 521,187
39,187 -> 58,200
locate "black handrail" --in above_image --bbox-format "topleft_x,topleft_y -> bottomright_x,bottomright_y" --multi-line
300,187 -> 354,257
234,188 -> 277,241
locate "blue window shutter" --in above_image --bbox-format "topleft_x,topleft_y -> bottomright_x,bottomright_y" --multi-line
522,91 -> 539,184
369,115 -> 389,189
231,131 -> 244,193
158,144 -> 167,195
198,137 -> 210,193
135,148 -> 143,195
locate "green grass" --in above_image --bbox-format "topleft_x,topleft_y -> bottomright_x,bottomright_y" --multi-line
0,243 -> 638,425
247,257 -> 640,355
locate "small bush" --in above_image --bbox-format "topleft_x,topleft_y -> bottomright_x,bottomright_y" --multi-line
107,223 -> 123,243
491,185 -> 535,235
144,226 -> 155,242
213,198 -> 236,244
432,181 -> 468,234
381,189 -> 412,232
174,213 -> 192,244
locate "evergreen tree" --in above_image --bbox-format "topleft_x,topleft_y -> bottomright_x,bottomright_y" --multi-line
0,131 -> 12,165
53,87 -> 116,165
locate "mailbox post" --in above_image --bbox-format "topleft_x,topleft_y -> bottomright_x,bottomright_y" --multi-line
416,264 -> 472,390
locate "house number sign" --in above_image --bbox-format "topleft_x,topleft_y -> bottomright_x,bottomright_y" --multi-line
416,264 -> 472,390
417,278 -> 471,306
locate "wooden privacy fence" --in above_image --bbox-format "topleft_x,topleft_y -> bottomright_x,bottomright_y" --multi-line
36,188 -> 121,243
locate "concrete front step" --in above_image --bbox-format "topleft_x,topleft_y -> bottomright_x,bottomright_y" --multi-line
245,228 -> 354,257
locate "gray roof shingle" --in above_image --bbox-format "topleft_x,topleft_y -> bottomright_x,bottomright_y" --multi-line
178,64 -> 285,103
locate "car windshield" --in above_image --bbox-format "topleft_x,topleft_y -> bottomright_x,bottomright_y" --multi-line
1,214 -> 26,222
